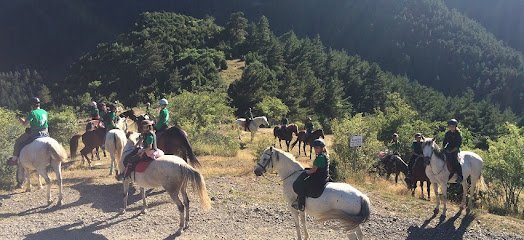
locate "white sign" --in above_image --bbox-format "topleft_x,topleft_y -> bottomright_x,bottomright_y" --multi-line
350,135 -> 363,147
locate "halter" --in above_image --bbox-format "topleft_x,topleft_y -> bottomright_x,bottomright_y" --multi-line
257,149 -> 303,182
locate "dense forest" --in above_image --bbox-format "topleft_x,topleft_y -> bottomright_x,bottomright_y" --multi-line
444,0 -> 524,53
1,0 -> 524,115
56,12 -> 516,150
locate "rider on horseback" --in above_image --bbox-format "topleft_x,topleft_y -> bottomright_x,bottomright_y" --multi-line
280,117 -> 288,132
89,101 -> 100,120
9,97 -> 49,165
103,104 -> 118,130
305,117 -> 313,140
444,119 -> 463,183
120,120 -> 158,180
389,133 -> 401,155
292,138 -> 330,211
154,98 -> 169,135
245,107 -> 254,131
407,133 -> 424,179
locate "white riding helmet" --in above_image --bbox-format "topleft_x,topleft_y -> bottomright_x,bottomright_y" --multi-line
90,101 -> 97,107
159,98 -> 168,105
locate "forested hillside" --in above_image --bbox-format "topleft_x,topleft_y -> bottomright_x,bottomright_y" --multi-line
60,12 -> 517,149
1,0 -> 523,115
444,0 -> 524,53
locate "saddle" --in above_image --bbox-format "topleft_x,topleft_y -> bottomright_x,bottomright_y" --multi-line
85,120 -> 101,131
292,171 -> 329,198
445,153 -> 463,180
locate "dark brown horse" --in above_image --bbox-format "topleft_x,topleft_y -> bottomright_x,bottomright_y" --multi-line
376,154 -> 409,184
70,127 -> 106,167
290,129 -> 325,159
126,111 -> 200,168
404,157 -> 431,200
273,124 -> 298,151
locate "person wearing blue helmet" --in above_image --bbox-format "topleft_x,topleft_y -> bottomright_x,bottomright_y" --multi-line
292,138 -> 330,211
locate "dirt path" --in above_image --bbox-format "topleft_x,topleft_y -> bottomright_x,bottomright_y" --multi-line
0,130 -> 522,240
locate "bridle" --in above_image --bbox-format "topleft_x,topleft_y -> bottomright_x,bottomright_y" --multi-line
256,148 -> 303,182
424,141 -> 446,176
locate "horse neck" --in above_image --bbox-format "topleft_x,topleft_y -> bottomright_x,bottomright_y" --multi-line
273,151 -> 303,181
394,157 -> 408,174
429,147 -> 446,171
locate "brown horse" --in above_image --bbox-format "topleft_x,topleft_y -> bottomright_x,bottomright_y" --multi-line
375,154 -> 409,184
126,111 -> 200,168
70,127 -> 106,167
290,129 -> 325,159
273,124 -> 298,152
404,157 -> 431,200
157,126 -> 201,168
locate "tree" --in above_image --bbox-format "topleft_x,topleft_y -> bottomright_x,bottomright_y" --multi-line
255,96 -> 289,124
225,12 -> 248,50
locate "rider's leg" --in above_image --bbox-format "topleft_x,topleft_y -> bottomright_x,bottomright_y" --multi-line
453,152 -> 463,182
11,132 -> 33,163
407,155 -> 416,177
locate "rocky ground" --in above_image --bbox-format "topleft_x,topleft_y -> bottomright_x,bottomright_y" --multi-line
0,130 -> 522,240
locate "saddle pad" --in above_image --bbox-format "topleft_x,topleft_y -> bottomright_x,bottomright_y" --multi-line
293,172 -> 328,198
135,160 -> 153,173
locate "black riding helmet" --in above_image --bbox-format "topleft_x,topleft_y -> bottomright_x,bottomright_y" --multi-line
312,139 -> 326,148
108,103 -> 117,111
447,119 -> 458,126
392,133 -> 399,138
31,97 -> 40,105
414,133 -> 422,138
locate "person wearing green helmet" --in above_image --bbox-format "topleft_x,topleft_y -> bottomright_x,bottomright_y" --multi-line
292,138 -> 330,211
443,118 -> 463,182
9,97 -> 49,165
407,133 -> 424,178
154,98 -> 169,135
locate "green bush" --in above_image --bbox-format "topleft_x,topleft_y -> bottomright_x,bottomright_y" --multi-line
0,108 -> 25,190
484,123 -> 524,213
167,91 -> 235,133
331,114 -> 385,179
190,128 -> 239,157
255,96 -> 289,125
48,107 -> 79,145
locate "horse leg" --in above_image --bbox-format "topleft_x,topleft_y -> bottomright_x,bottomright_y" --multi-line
168,188 -> 185,236
52,161 -> 63,206
441,183 -> 448,216
279,139 -> 282,149
289,207 -> 302,240
38,174 -> 43,190
25,168 -> 32,192
460,178 -> 470,210
286,140 -> 290,152
36,168 -> 52,205
95,146 -> 101,161
355,225 -> 364,240
121,179 -> 131,213
309,145 -> 312,159
181,181 -> 190,229
433,182 -> 440,214
427,182 -> 431,200
300,210 -> 309,240
419,181 -> 424,199
250,130 -> 254,143
102,145 -> 107,158
140,187 -> 148,214
395,172 -> 399,184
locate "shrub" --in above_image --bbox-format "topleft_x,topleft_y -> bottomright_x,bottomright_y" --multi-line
0,108 -> 25,189
331,114 -> 385,179
48,107 -> 79,145
255,96 -> 289,125
190,128 -> 239,157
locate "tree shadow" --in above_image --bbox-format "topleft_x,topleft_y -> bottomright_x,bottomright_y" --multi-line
0,178 -> 167,218
406,210 -> 476,240
23,212 -> 141,240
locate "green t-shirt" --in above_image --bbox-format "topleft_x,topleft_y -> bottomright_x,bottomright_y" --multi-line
143,132 -> 155,148
27,108 -> 48,130
90,107 -> 99,118
313,153 -> 328,168
305,122 -> 314,132
155,108 -> 169,129
104,111 -> 117,129
390,140 -> 401,154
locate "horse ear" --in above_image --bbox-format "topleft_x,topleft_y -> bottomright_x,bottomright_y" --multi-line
270,146 -> 273,151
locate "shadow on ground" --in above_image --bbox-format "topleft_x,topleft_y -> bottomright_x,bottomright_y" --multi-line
406,210 -> 475,240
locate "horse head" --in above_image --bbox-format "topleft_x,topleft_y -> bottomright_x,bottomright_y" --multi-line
254,146 -> 274,176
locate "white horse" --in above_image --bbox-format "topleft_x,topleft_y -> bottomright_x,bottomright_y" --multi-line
422,138 -> 484,215
235,116 -> 269,142
104,117 -> 128,175
11,137 -> 67,206
119,133 -> 211,237
254,147 -> 371,240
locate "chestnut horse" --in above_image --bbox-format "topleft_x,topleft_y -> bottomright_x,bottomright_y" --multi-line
273,124 -> 298,152
69,127 -> 106,167
404,157 -> 431,200
290,129 -> 325,159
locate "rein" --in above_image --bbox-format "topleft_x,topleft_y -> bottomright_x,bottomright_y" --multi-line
427,143 -> 447,176
258,149 -> 303,183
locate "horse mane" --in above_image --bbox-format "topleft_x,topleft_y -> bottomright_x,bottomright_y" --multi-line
272,147 -> 304,168
424,139 -> 445,160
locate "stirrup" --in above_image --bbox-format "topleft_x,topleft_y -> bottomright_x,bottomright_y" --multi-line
291,199 -> 305,211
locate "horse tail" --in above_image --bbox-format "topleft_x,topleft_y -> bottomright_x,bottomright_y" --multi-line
316,195 -> 371,231
290,134 -> 300,150
476,175 -> 487,193
169,127 -> 201,168
69,134 -> 82,160
183,165 -> 211,210
48,140 -> 68,163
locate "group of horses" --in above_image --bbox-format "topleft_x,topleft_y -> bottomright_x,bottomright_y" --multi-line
272,124 -> 325,158
9,108 -> 486,239
372,138 -> 485,215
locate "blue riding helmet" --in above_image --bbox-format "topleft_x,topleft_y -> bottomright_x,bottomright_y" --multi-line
312,139 -> 326,147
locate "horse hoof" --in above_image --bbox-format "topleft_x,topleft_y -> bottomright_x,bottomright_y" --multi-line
141,208 -> 148,214
57,201 -> 63,207
120,209 -> 126,214
47,200 -> 54,206
433,208 -> 439,214
174,229 -> 183,237
183,225 -> 189,230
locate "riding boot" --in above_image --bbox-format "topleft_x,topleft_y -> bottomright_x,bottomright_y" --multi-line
292,195 -> 306,211
454,155 -> 463,183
